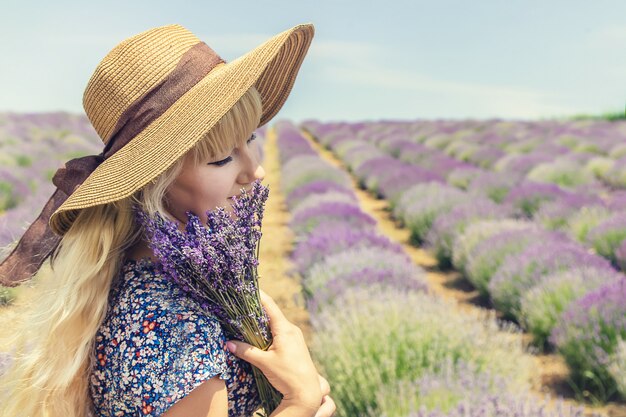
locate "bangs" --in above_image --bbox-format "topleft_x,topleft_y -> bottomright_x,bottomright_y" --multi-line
186,85 -> 263,166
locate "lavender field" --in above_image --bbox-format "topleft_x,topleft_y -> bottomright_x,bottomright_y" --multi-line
300,118 -> 626,408
1,113 -> 625,416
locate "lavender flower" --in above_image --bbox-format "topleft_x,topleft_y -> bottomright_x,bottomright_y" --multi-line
306,264 -> 429,314
503,180 -> 569,218
281,155 -> 351,196
276,124 -> 317,163
353,156 -> 396,185
526,159 -> 595,189
302,246 -> 428,312
466,145 -> 506,169
520,266 -> 623,348
489,239 -> 613,321
424,199 -> 510,268
565,205 -> 613,243
465,228 -> 559,297
400,185 -> 468,245
534,193 -> 605,231
585,212 -> 626,265
550,278 -> 626,402
466,171 -> 518,204
604,189 -> 626,211
310,286 -> 533,417
493,152 -> 553,180
377,358 -> 599,417
451,219 -> 537,274
289,201 -> 377,236
343,144 -> 386,172
289,222 -> 405,276
601,156 -> 626,188
285,180 -> 353,211
391,395 -> 600,417
291,191 -> 358,219
379,166 -> 445,208
134,179 -> 280,416
447,166 -> 483,190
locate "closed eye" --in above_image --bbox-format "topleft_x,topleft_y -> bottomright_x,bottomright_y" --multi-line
209,133 -> 257,166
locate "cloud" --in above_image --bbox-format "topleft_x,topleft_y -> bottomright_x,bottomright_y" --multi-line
307,38 -> 379,61
585,24 -> 626,47
308,38 -> 577,118
581,25 -> 626,80
195,32 -> 271,59
42,34 -> 123,48
43,31 -> 273,59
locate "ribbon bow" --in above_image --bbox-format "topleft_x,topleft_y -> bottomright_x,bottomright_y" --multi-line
0,152 -> 106,287
52,152 -> 105,196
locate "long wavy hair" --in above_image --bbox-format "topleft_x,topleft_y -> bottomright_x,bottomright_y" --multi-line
0,85 -> 263,416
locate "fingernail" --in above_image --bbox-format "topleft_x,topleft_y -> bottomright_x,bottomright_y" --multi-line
226,341 -> 236,353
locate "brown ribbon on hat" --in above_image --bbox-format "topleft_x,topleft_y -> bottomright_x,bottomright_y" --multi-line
0,41 -> 225,287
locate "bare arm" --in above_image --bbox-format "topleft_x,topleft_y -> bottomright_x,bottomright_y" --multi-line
160,375 -> 228,417
160,376 -> 318,417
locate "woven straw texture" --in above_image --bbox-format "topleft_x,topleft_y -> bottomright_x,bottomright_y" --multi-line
49,23 -> 314,236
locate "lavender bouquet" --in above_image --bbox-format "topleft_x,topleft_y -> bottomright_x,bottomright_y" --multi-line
134,179 -> 279,416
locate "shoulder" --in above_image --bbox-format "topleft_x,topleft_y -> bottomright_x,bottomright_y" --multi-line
90,258 -> 234,416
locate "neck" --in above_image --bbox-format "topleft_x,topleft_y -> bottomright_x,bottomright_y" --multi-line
126,238 -> 157,262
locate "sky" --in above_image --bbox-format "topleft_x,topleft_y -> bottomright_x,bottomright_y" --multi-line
0,0 -> 625,124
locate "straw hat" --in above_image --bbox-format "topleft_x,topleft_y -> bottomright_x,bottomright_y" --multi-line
0,22 -> 314,286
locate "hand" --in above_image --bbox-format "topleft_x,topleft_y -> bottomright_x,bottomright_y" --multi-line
225,289 -> 323,409
315,374 -> 336,417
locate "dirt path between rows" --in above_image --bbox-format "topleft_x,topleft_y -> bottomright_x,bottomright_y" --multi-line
297,127 -> 626,417
257,126 -> 312,342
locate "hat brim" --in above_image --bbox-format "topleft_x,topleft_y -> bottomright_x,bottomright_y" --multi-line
49,23 -> 314,236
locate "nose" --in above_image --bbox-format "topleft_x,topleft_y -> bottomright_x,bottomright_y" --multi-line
238,142 -> 265,184
255,164 -> 266,181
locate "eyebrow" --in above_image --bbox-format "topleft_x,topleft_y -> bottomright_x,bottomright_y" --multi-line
210,133 -> 256,161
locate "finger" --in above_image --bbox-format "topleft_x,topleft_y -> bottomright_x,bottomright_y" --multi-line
258,289 -> 290,332
225,339 -> 266,368
318,374 -> 330,396
314,395 -> 336,417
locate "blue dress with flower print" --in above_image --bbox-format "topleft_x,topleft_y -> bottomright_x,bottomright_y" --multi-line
89,257 -> 262,417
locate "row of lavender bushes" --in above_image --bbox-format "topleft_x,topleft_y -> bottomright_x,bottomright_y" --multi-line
299,119 -> 626,404
273,119 -> 600,417
300,119 -> 626,272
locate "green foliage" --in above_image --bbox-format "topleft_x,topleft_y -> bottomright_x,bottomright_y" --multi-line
310,287 -> 532,417
0,287 -> 17,306
0,182 -> 17,211
14,154 -> 32,167
569,108 -> 626,122
526,161 -> 595,188
566,206 -> 613,243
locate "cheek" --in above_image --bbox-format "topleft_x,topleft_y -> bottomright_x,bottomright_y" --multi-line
167,172 -> 227,217
190,172 -> 235,209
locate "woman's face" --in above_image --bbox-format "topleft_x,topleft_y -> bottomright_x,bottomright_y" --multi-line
164,131 -> 266,228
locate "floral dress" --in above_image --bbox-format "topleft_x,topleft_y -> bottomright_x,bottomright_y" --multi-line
89,257 -> 262,416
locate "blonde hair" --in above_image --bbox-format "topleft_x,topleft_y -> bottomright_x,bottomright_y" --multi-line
0,85 -> 263,417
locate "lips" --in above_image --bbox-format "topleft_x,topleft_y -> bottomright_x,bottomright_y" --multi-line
228,188 -> 252,199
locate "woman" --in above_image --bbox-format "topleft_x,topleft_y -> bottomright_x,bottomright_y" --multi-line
0,23 -> 335,417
